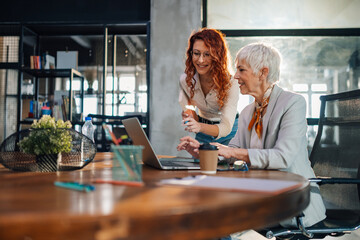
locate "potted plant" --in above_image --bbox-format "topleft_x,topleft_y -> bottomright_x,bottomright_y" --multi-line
18,115 -> 72,171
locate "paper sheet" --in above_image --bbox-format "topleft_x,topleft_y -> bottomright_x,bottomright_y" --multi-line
159,175 -> 303,194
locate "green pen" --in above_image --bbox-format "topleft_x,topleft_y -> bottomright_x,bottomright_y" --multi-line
54,181 -> 95,192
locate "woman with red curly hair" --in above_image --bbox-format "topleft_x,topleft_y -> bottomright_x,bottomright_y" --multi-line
179,28 -> 239,145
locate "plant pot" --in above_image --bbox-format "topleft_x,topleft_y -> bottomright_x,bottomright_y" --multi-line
36,153 -> 62,172
87,87 -> 94,94
1,128 -> 96,172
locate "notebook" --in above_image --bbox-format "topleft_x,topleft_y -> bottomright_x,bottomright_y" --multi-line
122,117 -> 200,170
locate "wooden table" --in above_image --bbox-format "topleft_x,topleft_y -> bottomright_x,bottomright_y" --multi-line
0,152 -> 310,240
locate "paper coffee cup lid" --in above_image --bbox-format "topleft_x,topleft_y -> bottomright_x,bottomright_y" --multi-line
199,143 -> 218,150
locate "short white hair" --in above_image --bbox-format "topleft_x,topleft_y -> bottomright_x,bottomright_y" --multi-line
235,42 -> 281,84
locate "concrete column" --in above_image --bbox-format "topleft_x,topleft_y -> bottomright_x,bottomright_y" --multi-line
150,0 -> 201,156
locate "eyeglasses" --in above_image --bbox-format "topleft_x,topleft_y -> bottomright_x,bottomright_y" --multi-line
191,50 -> 211,60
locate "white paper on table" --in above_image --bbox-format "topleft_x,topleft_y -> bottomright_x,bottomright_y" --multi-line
159,175 -> 303,195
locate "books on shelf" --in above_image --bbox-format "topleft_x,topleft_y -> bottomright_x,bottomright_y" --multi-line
62,95 -> 69,121
60,94 -> 82,122
30,54 -> 55,70
30,56 -> 34,69
30,56 -> 41,69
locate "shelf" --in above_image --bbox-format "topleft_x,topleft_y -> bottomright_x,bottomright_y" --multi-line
5,94 -> 18,98
84,93 -> 99,97
20,119 -> 38,125
20,67 -> 85,124
22,68 -> 83,78
25,23 -> 147,36
4,94 -> 42,99
0,63 -> 18,69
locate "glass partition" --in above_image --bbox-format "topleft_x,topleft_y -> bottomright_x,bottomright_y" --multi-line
207,0 -> 360,29
40,33 -> 148,120
226,36 -> 360,118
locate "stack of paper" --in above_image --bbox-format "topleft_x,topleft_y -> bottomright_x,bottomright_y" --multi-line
159,175 -> 302,194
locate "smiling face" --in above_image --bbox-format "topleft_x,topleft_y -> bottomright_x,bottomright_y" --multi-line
234,59 -> 261,94
234,59 -> 270,102
192,40 -> 212,78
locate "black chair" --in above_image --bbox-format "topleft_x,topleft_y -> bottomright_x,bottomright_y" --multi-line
264,90 -> 360,239
87,114 -> 146,151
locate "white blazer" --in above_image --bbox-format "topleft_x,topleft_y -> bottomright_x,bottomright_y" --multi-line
229,84 -> 326,227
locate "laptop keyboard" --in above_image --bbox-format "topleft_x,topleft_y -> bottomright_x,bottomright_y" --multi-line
160,160 -> 197,167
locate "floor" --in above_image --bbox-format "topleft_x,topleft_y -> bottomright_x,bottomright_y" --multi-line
323,228 -> 360,240
228,228 -> 360,240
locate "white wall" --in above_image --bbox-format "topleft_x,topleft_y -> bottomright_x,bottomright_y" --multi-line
150,0 -> 201,156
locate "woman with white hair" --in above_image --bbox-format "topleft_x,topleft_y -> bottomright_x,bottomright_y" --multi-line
177,42 -> 326,228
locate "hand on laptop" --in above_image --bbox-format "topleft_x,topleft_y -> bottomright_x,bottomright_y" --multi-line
177,136 -> 201,158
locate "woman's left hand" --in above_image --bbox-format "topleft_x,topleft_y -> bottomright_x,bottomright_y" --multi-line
183,117 -> 201,133
177,136 -> 200,158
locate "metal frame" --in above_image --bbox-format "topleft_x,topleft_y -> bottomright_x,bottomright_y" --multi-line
202,0 -> 207,28
221,28 -> 360,37
0,24 -> 21,139
146,21 -> 151,139
112,34 -> 117,116
102,26 -> 108,118
16,25 -> 24,132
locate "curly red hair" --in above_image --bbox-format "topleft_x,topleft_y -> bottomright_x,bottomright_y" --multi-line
184,28 -> 232,109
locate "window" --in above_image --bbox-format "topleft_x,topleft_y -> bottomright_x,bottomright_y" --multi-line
205,0 -> 360,153
226,36 -> 360,118
103,35 -> 148,117
207,0 -> 360,30
42,32 -> 148,120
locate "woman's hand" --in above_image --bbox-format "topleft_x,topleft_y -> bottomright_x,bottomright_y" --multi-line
182,109 -> 199,122
177,136 -> 200,158
210,142 -> 233,159
183,117 -> 201,133
211,142 -> 250,164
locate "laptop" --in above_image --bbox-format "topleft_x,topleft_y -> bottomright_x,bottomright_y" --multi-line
122,117 -> 200,170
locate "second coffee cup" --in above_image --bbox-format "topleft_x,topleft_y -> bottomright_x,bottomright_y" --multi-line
199,143 -> 218,174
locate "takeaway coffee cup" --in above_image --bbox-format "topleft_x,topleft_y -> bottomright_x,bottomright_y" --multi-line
199,143 -> 218,174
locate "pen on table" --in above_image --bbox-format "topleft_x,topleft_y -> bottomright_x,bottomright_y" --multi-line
93,179 -> 144,187
54,181 -> 95,192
